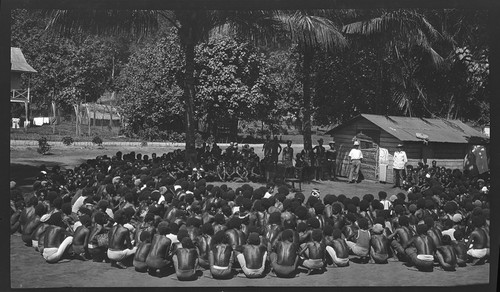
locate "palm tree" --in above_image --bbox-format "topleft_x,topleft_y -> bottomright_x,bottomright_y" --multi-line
46,9 -> 278,166
278,10 -> 348,150
342,9 -> 444,117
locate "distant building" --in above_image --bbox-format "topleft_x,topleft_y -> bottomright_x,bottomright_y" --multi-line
11,47 -> 37,125
326,114 -> 489,182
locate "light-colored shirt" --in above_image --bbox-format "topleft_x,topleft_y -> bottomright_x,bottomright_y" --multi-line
393,151 -> 408,169
348,148 -> 363,160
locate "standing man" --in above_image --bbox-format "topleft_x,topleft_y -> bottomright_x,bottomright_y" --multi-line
393,144 -> 407,189
282,140 -> 294,178
326,141 -> 338,181
348,141 -> 363,183
312,139 -> 326,181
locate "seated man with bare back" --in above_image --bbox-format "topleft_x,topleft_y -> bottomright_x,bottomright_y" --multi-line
196,223 -> 213,270
20,197 -> 39,246
209,231 -> 234,279
234,232 -> 268,278
22,203 -> 45,247
173,237 -> 199,281
369,223 -> 390,264
324,227 -> 350,267
452,229 -> 468,267
146,221 -> 173,276
107,210 -> 137,269
435,235 -> 457,271
41,219 -> 74,263
299,229 -> 326,274
133,231 -> 152,272
387,215 -> 413,262
270,229 -> 299,278
404,224 -> 436,272
467,215 -> 488,265
70,214 -> 91,260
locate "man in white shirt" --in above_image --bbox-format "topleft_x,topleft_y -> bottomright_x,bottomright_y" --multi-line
348,141 -> 363,183
393,144 -> 408,188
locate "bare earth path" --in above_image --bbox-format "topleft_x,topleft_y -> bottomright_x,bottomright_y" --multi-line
9,145 -> 491,288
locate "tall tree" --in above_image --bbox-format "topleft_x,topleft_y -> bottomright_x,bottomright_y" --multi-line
46,9 -> 277,166
343,9 -> 444,117
278,10 -> 348,150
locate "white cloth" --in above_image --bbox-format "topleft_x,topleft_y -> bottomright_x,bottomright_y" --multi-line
348,148 -> 363,160
263,192 -> 273,199
72,195 -> 87,214
378,148 -> 390,164
33,117 -> 44,126
393,151 -> 407,169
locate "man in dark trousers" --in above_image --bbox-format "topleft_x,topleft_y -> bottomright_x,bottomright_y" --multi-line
325,141 -> 338,181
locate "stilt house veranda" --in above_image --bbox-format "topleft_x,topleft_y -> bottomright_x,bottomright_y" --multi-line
326,114 -> 489,183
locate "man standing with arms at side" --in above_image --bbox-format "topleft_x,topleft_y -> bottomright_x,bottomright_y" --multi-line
326,141 -> 338,181
393,144 -> 407,189
348,141 -> 363,183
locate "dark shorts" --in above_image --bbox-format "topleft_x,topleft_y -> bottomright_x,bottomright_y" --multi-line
134,260 -> 148,272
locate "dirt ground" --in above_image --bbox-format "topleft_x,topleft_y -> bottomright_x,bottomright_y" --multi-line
9,145 -> 492,288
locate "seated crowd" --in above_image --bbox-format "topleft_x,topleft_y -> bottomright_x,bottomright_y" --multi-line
9,150 -> 490,280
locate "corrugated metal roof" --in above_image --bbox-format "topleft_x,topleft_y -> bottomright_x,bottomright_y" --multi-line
11,47 -> 37,73
329,114 -> 489,144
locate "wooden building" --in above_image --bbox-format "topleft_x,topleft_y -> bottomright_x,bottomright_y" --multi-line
11,47 -> 37,124
326,114 -> 489,182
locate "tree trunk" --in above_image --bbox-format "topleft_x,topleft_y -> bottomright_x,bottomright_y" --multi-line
51,101 -> 57,134
87,105 -> 91,136
302,48 -> 313,151
179,16 -> 199,168
73,104 -> 79,136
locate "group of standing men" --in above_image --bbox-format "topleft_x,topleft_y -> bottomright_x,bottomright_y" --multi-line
263,136 -> 338,182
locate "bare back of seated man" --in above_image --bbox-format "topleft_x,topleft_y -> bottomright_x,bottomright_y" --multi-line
235,232 -> 267,278
22,213 -> 41,246
133,231 -> 152,272
299,229 -> 326,273
31,223 -> 49,252
173,237 -> 199,281
404,224 -> 436,271
435,235 -> 457,271
467,215 -> 488,265
388,216 -> 413,261
146,221 -> 173,275
70,217 -> 91,260
209,230 -> 234,279
369,224 -> 390,264
42,225 -> 74,263
270,230 -> 299,278
107,210 -> 137,269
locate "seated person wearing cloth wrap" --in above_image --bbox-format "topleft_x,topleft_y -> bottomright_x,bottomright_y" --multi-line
107,209 -> 137,269
299,229 -> 326,274
146,221 -> 173,276
41,219 -> 74,263
369,223 -> 390,264
173,237 -> 199,281
324,227 -> 350,267
88,211 -> 110,263
196,223 -> 214,270
70,214 -> 91,260
31,222 -> 49,253
270,229 -> 299,278
133,231 -> 152,272
467,215 -> 488,265
435,235 -> 457,271
208,230 -> 234,279
346,217 -> 371,259
403,223 -> 436,272
235,232 -> 267,278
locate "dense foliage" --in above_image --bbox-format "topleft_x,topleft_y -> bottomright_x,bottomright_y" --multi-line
11,8 -> 490,142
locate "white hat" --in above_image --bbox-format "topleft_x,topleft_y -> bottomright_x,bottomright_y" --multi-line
353,141 -> 360,146
311,188 -> 320,198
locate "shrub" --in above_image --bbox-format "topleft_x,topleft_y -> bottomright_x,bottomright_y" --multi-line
61,136 -> 74,146
92,135 -> 103,146
37,137 -> 51,155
